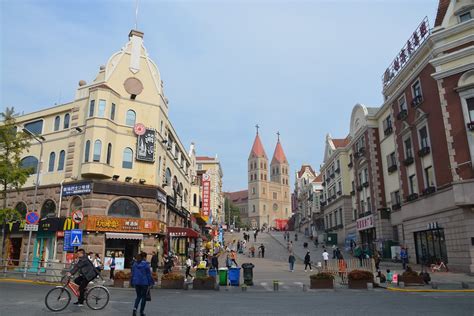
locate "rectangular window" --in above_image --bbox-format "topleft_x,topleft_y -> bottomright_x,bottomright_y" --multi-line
353,209 -> 357,220
391,191 -> 401,205
425,166 -> 435,187
419,126 -> 429,148
409,174 -> 417,194
98,100 -> 106,117
387,152 -> 396,167
273,192 -> 277,200
398,95 -> 407,111
412,80 -> 422,98
360,200 -> 365,213
334,210 -> 338,226
110,103 -> 116,120
358,172 -> 362,185
339,208 -> 343,225
467,98 -> 474,122
89,100 -> 95,117
383,116 -> 392,130
367,197 -> 371,213
405,138 -> 413,158
364,169 -> 368,184
351,180 -> 355,191
459,11 -> 472,22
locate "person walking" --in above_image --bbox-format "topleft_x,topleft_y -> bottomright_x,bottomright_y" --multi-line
322,250 -> 329,269
294,233 -> 298,242
338,254 -> 347,283
253,231 -> 257,242
150,251 -> 158,273
258,244 -> 265,258
211,254 -> 219,269
288,241 -> 293,253
400,247 -> 408,270
131,252 -> 154,316
93,253 -> 102,275
304,251 -> 312,272
230,250 -> 238,267
108,252 -> 116,280
288,253 -> 296,272
373,249 -> 381,271
185,256 -> 193,280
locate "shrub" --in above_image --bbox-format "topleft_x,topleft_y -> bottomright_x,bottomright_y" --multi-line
161,273 -> 184,281
310,272 -> 334,280
348,270 -> 373,281
114,271 -> 131,280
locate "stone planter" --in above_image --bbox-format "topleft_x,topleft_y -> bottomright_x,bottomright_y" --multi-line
113,279 -> 125,288
310,278 -> 334,289
161,279 -> 185,289
193,277 -> 216,290
348,279 -> 371,289
399,275 -> 424,285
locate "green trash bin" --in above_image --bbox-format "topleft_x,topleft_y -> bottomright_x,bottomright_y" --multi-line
218,268 -> 228,286
196,268 -> 208,278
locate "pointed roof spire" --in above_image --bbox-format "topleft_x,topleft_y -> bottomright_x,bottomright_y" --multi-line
271,133 -> 288,164
249,132 -> 267,159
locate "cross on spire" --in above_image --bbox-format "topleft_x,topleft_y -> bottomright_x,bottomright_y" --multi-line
255,124 -> 260,135
277,131 -> 280,142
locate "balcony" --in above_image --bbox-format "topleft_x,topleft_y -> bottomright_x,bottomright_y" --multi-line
388,164 -> 398,173
330,173 -> 335,179
407,193 -> 419,202
467,122 -> 474,131
384,126 -> 393,136
356,185 -> 363,192
348,161 -> 353,168
392,203 -> 401,211
362,181 -> 369,188
418,146 -> 431,157
81,162 -> 114,179
397,109 -> 408,120
410,95 -> 423,108
422,186 -> 436,195
331,194 -> 336,199
403,156 -> 414,166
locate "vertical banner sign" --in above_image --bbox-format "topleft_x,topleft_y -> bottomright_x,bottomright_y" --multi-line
135,123 -> 156,162
202,173 -> 211,217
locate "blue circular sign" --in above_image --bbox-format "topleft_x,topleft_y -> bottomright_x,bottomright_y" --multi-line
26,211 -> 39,225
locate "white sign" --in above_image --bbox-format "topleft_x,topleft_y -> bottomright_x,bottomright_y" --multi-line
72,210 -> 84,224
356,214 -> 374,231
24,224 -> 39,231
103,257 -> 125,270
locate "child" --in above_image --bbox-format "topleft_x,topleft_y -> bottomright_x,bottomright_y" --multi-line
386,269 -> 393,283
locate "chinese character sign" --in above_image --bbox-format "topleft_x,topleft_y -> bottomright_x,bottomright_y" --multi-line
202,175 -> 211,217
136,128 -> 156,162
62,182 -> 92,197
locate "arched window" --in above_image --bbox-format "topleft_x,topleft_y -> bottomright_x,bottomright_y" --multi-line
122,147 -> 133,168
165,168 -> 172,185
108,198 -> 140,218
178,182 -> 183,197
15,202 -> 28,217
70,196 -> 82,212
93,140 -> 101,162
126,110 -> 136,126
20,156 -> 38,174
184,189 -> 188,203
54,116 -> 60,131
58,150 -> 65,171
63,113 -> 70,129
41,199 -> 56,218
193,193 -> 197,206
84,140 -> 90,162
48,152 -> 56,172
172,176 -> 178,193
106,143 -> 112,165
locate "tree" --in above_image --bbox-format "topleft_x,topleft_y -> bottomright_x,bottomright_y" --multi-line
225,197 -> 242,228
0,107 -> 31,259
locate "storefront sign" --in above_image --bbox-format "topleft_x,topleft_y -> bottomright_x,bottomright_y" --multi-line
136,127 -> 156,162
62,182 -> 92,196
156,190 -> 167,204
357,214 -> 374,231
85,216 -> 166,234
202,173 -> 211,217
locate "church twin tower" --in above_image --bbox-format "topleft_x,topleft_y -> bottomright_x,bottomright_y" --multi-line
247,130 -> 291,229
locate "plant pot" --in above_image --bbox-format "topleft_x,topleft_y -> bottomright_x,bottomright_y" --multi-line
161,279 -> 185,289
310,278 -> 334,289
113,279 -> 125,288
400,275 -> 424,285
193,277 -> 216,290
348,279 -> 371,289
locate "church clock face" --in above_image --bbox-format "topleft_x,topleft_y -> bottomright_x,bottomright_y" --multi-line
273,203 -> 278,211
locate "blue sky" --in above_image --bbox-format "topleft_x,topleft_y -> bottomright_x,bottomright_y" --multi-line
1,0 -> 438,191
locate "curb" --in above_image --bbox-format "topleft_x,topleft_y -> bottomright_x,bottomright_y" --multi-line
387,287 -> 474,293
0,278 -> 60,286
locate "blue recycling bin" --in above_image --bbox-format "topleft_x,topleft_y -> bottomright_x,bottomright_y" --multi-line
228,267 -> 241,286
208,269 -> 217,278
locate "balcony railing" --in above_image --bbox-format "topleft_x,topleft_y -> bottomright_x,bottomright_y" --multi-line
422,186 -> 436,195
418,146 -> 431,157
388,164 -> 398,173
407,193 -> 419,202
392,203 -> 401,211
397,109 -> 408,120
384,126 -> 393,136
330,173 -> 335,179
410,95 -> 423,108
403,156 -> 414,166
362,181 -> 369,188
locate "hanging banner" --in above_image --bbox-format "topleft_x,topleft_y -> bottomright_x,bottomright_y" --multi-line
202,173 -> 211,217
136,126 -> 156,162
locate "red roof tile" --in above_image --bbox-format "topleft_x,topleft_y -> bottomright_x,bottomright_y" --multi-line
271,141 -> 288,164
313,174 -> 323,183
196,156 -> 215,161
435,0 -> 450,27
297,165 -> 316,178
332,138 -> 350,148
224,190 -> 248,203
249,134 -> 267,159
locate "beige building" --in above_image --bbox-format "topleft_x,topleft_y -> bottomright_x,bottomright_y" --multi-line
247,132 -> 291,229
195,155 -> 224,225
2,30 -> 198,269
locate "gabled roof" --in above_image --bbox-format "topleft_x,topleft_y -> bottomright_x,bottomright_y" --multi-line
297,165 -> 316,178
249,134 -> 267,159
312,174 -> 323,183
224,190 -> 248,203
271,140 -> 288,164
435,0 -> 450,27
332,138 -> 350,148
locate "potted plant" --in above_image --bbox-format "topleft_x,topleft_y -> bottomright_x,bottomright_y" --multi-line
310,272 -> 334,289
399,267 -> 424,285
193,275 -> 216,290
161,273 -> 185,289
348,270 -> 373,289
113,271 -> 130,288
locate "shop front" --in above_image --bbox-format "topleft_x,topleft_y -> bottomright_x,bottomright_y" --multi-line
167,227 -> 199,265
4,220 -> 26,266
84,215 -> 166,270
357,214 -> 376,253
414,226 -> 448,265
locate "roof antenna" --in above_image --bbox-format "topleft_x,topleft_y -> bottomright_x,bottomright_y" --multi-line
255,124 -> 260,135
134,0 -> 140,30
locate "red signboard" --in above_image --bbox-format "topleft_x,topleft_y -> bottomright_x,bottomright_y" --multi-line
202,174 -> 211,217
356,214 -> 374,231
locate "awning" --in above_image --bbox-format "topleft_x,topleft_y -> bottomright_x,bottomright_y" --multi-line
167,227 -> 199,238
105,232 -> 143,240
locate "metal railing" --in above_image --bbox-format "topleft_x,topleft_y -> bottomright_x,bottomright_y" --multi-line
1,258 -> 71,282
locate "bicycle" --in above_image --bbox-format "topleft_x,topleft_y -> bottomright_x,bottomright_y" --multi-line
430,261 -> 449,272
45,275 -> 110,312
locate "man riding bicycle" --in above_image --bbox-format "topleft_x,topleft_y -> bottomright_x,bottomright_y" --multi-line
67,249 -> 99,306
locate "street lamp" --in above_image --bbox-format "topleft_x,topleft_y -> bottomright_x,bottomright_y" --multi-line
22,128 -> 44,278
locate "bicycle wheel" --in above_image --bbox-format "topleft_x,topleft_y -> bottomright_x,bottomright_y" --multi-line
45,287 -> 71,312
86,286 -> 110,310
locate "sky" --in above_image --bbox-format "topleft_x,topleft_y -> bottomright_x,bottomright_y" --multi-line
0,0 -> 439,192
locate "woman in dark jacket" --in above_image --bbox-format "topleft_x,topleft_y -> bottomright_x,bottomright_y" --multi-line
131,252 -> 155,316
304,251 -> 312,272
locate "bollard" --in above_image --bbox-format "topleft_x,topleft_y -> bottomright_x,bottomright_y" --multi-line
367,282 -> 373,290
273,280 -> 279,291
302,284 -> 307,292
461,282 -> 469,289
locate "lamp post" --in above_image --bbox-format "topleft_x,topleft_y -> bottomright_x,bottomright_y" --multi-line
22,129 -> 44,278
